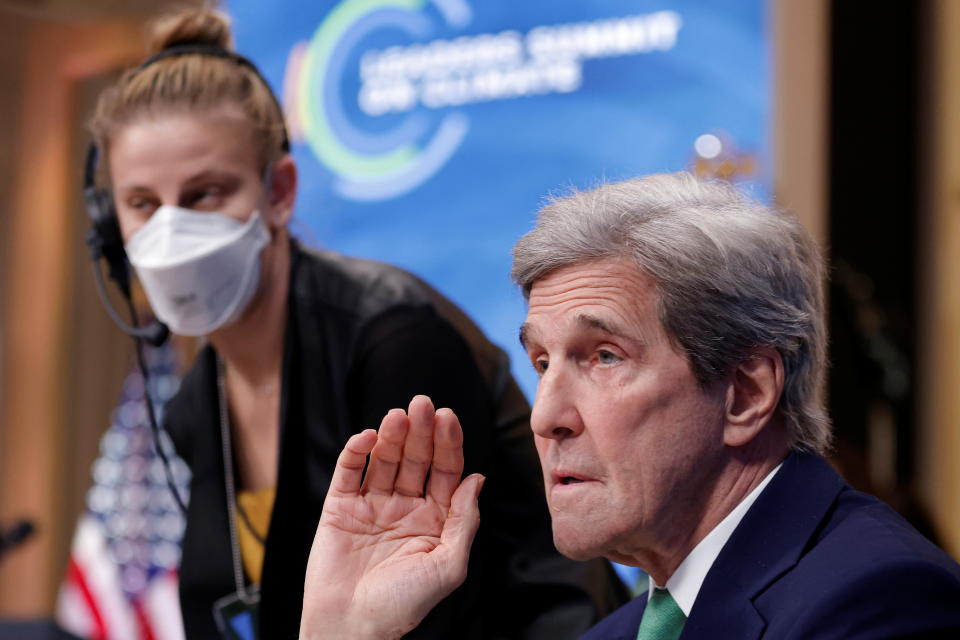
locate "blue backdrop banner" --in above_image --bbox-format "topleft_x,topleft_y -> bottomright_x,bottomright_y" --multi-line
227,0 -> 770,398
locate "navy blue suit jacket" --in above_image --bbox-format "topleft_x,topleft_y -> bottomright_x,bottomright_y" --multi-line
582,452 -> 960,639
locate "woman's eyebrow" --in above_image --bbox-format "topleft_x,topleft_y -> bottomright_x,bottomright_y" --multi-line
181,169 -> 242,187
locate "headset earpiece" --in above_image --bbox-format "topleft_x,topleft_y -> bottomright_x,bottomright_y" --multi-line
83,144 -> 131,297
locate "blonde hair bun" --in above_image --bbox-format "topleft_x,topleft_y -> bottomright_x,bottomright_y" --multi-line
148,8 -> 234,54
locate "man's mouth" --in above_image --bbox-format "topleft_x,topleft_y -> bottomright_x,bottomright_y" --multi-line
552,470 -> 593,487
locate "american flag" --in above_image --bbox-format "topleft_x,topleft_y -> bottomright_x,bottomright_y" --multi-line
56,343 -> 189,640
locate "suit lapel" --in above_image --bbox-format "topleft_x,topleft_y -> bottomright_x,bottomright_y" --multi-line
681,452 -> 845,638
681,581 -> 765,639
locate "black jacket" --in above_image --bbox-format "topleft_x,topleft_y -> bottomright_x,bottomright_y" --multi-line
166,241 -> 627,639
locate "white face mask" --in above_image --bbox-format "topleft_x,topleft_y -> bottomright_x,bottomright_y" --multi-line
125,206 -> 271,337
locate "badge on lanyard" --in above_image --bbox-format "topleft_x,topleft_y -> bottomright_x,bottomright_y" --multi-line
213,586 -> 261,640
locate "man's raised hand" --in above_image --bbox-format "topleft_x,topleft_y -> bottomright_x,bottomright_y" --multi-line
299,396 -> 483,640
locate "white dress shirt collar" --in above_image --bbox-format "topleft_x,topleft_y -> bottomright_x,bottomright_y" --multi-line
648,463 -> 783,616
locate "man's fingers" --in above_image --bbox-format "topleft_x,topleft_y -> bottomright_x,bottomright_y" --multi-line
361,410 -> 408,495
328,430 -> 378,497
358,398 -> 462,501
426,408 -> 465,509
395,395 -> 436,497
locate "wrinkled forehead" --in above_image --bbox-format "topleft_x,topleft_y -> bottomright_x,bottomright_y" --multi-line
520,258 -> 665,346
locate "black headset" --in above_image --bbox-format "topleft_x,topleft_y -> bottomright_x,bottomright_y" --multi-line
83,43 -> 290,347
83,44 -> 292,514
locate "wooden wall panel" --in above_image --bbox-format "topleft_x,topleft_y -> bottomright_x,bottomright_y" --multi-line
0,19 -> 144,615
773,0 -> 830,247
917,0 -> 960,558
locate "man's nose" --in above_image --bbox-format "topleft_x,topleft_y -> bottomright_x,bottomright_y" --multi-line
530,364 -> 584,440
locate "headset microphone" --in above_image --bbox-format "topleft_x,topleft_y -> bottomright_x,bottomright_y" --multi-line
87,246 -> 170,346
83,145 -> 170,347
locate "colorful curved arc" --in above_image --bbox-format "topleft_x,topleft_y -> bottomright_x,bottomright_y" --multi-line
299,0 -> 426,177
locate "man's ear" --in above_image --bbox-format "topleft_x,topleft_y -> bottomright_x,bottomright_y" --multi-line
723,347 -> 785,447
265,154 -> 297,230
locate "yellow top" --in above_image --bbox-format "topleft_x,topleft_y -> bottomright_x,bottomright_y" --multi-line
236,486 -> 275,585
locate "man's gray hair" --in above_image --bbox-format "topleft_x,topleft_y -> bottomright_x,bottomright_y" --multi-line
512,172 -> 830,454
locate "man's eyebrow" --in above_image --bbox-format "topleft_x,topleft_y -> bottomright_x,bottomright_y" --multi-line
518,322 -> 537,348
520,315 -> 642,348
575,313 -> 635,341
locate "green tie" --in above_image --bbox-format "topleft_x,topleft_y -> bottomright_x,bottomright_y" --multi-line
636,588 -> 686,640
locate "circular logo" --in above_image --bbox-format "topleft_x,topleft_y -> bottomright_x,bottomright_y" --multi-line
296,0 -> 473,201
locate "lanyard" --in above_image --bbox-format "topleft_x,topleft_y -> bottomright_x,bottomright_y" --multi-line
216,354 -> 257,604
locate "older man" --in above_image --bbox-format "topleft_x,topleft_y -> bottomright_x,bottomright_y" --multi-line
299,173 -> 960,639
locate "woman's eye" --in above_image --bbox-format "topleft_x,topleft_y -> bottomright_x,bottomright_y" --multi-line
597,350 -> 621,365
186,186 -> 225,208
126,197 -> 156,214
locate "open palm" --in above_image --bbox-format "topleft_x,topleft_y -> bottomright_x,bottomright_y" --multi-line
300,396 -> 483,640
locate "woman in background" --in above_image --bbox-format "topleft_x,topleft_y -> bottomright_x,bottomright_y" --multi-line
87,7 -> 625,639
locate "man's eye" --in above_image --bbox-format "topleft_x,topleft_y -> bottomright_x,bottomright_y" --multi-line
534,358 -> 549,374
597,350 -> 621,365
